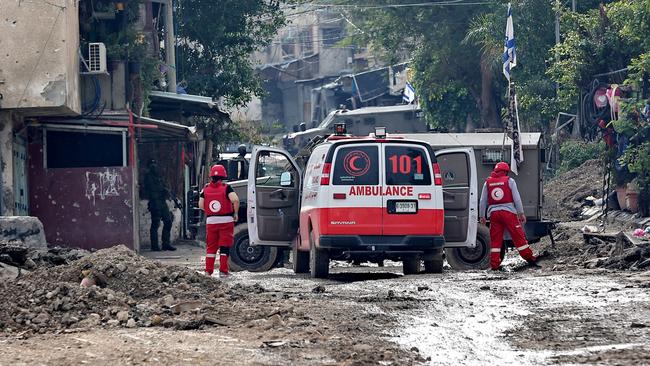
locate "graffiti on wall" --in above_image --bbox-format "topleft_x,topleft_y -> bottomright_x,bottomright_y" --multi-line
85,169 -> 126,205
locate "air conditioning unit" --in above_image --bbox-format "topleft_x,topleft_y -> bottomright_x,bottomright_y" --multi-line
88,42 -> 107,73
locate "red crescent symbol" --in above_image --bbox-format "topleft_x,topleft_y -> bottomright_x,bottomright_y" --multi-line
349,156 -> 362,171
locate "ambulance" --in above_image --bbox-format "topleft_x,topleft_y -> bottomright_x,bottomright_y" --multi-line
247,126 -> 478,278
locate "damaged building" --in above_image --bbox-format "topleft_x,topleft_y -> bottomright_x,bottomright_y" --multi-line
0,0 -> 226,251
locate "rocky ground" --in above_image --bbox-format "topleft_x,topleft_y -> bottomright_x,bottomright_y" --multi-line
1,159 -> 649,365
0,234 -> 649,365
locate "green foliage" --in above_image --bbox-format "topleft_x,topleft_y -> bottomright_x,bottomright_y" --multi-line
557,139 -> 605,174
336,0 -> 557,131
548,1 -> 649,109
176,0 -> 286,107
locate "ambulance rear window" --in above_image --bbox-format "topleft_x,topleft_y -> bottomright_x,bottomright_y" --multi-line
333,146 -> 379,185
385,145 -> 432,186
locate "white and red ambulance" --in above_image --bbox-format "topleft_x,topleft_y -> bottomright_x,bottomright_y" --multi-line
247,127 -> 478,278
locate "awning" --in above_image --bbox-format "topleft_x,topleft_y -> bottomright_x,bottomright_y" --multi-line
135,116 -> 197,143
36,114 -> 197,143
149,91 -> 229,118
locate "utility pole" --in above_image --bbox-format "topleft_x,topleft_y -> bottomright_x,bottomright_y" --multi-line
165,0 -> 177,93
571,0 -> 581,137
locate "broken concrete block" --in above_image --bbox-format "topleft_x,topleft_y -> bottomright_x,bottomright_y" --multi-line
0,216 -> 47,250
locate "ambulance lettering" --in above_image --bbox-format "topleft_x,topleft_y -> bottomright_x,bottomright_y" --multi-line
347,186 -> 414,196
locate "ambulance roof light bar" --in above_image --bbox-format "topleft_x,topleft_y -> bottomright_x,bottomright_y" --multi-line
375,126 -> 386,139
334,123 -> 347,136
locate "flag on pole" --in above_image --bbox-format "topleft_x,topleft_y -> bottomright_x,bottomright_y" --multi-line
502,3 -> 516,81
403,82 -> 416,104
507,82 -> 524,175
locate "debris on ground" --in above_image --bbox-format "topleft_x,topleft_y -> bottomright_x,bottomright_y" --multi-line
537,223 -> 650,271
0,239 -> 88,270
0,245 -> 232,336
544,159 -> 603,221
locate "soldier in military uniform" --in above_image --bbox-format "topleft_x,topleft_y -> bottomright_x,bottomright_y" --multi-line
143,159 -> 176,251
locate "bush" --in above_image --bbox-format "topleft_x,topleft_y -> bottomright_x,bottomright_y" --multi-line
557,140 -> 605,174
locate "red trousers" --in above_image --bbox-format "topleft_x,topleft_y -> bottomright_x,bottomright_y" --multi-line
489,210 -> 536,269
205,222 -> 234,275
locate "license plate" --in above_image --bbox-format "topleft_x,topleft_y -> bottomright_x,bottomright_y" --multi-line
395,202 -> 417,213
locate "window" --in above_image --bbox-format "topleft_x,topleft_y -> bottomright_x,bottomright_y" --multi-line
46,130 -> 125,168
298,30 -> 313,56
385,145 -> 431,186
481,149 -> 507,165
333,146 -> 379,185
256,151 -> 296,187
437,153 -> 469,188
321,27 -> 342,47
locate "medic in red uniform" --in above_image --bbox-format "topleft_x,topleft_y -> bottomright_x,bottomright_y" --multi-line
199,164 -> 240,277
479,162 -> 538,270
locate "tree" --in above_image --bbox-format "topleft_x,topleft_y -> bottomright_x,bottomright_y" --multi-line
337,0 -> 557,131
175,0 -> 287,107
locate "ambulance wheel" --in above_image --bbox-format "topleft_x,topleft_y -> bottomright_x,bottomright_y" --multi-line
424,252 -> 444,274
229,224 -> 278,272
445,225 -> 491,270
292,241 -> 310,274
309,229 -> 329,278
402,257 -> 421,275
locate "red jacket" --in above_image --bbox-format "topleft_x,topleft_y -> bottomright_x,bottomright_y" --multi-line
202,182 -> 233,216
486,175 -> 514,206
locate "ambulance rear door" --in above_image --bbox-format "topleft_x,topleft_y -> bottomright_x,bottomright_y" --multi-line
434,148 -> 478,247
248,146 -> 302,246
382,142 -> 441,236
327,143 -> 382,235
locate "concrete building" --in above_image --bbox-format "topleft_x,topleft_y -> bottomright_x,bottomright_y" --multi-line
1,0 -> 81,217
237,6 -> 409,133
0,0 -> 223,251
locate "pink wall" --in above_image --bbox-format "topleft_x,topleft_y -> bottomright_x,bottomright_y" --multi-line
29,142 -> 135,250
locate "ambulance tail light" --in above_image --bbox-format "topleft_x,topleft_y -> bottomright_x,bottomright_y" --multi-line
433,163 -> 443,186
320,163 -> 332,185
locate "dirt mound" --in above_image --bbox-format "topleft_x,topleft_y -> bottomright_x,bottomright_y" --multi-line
0,246 -> 232,336
544,159 -> 603,221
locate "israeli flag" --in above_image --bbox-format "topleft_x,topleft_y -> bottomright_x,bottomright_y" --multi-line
502,3 -> 516,80
403,82 -> 416,103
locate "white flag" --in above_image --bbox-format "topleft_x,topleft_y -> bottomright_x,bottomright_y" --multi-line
403,82 -> 416,104
502,4 -> 516,80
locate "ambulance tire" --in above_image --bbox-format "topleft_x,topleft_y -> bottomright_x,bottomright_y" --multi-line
424,252 -> 444,274
292,241 -> 310,274
309,230 -> 329,278
229,224 -> 278,272
445,225 -> 492,270
402,257 -> 421,275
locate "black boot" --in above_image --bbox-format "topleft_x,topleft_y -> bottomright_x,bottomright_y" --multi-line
162,243 -> 177,251
151,244 -> 161,252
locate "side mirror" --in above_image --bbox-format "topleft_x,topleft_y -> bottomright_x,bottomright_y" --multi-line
280,171 -> 293,187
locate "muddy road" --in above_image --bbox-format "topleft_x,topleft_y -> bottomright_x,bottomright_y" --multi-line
1,256 -> 649,366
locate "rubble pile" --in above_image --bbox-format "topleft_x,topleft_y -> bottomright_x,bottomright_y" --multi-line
542,224 -> 650,271
0,246 -> 229,336
0,239 -> 87,270
544,159 -> 603,221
